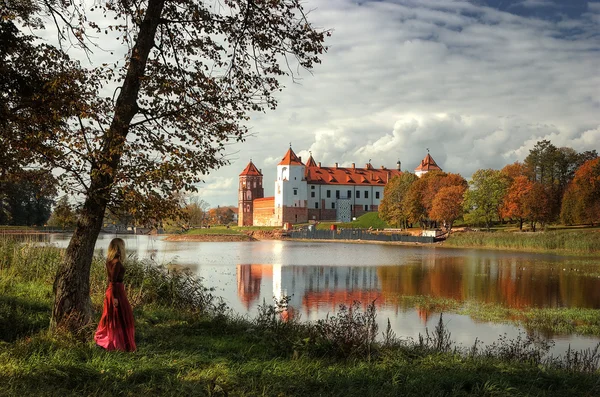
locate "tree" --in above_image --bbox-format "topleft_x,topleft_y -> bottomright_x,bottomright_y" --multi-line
522,182 -> 551,232
378,173 -> 418,228
4,1 -> 328,331
500,175 -> 533,230
429,185 -> 466,234
463,169 -> 509,230
560,157 -> 600,226
185,198 -> 210,227
0,169 -> 57,226
402,171 -> 466,229
48,195 -> 77,230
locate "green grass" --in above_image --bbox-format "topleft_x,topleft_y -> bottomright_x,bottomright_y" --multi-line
446,230 -> 600,255
316,212 -> 390,230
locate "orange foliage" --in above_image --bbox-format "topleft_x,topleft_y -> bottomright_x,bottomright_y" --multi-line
430,185 -> 466,230
501,175 -> 533,222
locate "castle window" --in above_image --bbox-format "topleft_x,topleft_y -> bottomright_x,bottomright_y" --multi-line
364,205 -> 369,211
365,191 -> 369,199
311,186 -> 315,190
376,191 -> 380,199
356,191 -> 361,198
253,181 -> 257,188
347,190 -> 351,198
311,192 -> 315,198
315,202 -> 319,209
326,190 -> 331,198
336,190 -> 340,199
331,202 -> 335,209
293,188 -> 298,195
247,191 -> 252,200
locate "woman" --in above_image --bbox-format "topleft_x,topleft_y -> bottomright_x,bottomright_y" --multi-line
94,238 -> 136,351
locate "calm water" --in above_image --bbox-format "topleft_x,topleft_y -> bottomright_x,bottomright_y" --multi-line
48,234 -> 600,353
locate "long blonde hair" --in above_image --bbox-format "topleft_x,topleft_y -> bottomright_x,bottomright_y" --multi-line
107,238 -> 126,262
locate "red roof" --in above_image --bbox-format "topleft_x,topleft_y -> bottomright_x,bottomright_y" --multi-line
414,153 -> 442,172
278,148 -> 304,166
305,155 -> 317,167
305,162 -> 401,185
239,161 -> 262,176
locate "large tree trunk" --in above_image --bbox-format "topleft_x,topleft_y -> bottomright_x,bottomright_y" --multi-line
50,0 -> 165,331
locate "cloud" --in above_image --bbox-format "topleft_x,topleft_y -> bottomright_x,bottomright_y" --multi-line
31,0 -> 600,206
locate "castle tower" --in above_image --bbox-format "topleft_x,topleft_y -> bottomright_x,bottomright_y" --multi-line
274,147 -> 308,224
238,160 -> 264,226
414,152 -> 442,177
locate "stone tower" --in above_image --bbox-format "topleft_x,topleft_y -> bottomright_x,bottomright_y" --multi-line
238,161 -> 264,226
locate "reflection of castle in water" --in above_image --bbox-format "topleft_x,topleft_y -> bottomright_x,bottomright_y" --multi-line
237,264 -> 384,317
237,256 -> 600,321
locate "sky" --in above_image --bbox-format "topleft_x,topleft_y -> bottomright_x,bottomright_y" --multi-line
34,0 -> 600,207
191,0 -> 600,207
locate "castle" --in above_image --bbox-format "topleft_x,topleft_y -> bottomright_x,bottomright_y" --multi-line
238,147 -> 441,227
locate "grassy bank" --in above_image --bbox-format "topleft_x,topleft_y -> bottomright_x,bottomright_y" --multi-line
1,238 -> 600,396
398,296 -> 600,337
445,230 -> 600,256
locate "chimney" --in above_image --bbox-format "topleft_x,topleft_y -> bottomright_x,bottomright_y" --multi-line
352,163 -> 355,168
318,162 -> 321,167
396,161 -> 401,171
299,156 -> 302,162
335,162 -> 339,168
381,166 -> 385,170
259,169 -> 262,174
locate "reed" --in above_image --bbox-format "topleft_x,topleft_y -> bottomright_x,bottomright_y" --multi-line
446,230 -> 600,255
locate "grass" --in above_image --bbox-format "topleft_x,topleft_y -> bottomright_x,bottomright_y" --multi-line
445,229 -> 600,256
316,212 -> 391,230
2,237 -> 600,396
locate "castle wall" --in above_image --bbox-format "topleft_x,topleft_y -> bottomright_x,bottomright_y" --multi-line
253,197 -> 277,226
281,205 -> 308,224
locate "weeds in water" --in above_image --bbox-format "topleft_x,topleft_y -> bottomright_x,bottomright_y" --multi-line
552,343 -> 600,373
482,332 -> 554,365
413,313 -> 455,354
314,300 -> 378,359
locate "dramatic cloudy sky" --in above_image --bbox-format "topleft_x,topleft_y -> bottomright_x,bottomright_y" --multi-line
191,0 -> 599,207
37,0 -> 600,206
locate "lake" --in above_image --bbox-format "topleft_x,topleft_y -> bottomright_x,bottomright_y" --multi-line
48,233 -> 600,354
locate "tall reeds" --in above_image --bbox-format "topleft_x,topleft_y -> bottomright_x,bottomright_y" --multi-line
446,230 -> 600,254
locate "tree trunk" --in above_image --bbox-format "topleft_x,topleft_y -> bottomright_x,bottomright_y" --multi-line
50,0 -> 165,332
519,218 -> 523,231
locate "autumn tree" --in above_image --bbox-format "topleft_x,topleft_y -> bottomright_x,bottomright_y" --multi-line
560,157 -> 600,226
378,173 -> 418,228
500,175 -> 532,230
4,1 -> 328,331
429,185 -> 466,234
522,182 -> 551,232
463,169 -> 509,230
524,140 -> 597,222
402,171 -> 466,228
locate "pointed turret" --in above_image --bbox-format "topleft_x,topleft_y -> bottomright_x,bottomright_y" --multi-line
278,147 -> 304,166
238,160 -> 264,226
239,161 -> 262,177
414,153 -> 442,177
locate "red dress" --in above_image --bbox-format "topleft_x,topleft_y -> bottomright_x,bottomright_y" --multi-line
94,257 -> 136,351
